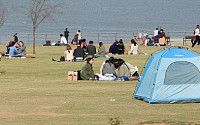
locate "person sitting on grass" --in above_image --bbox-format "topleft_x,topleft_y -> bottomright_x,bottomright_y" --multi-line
98,42 -> 106,57
116,58 -> 131,81
80,56 -> 94,80
73,44 -> 85,61
114,40 -> 124,54
6,41 -> 14,54
146,35 -> 154,46
9,42 -> 22,57
64,45 -> 74,62
59,34 -> 68,45
109,41 -> 118,54
86,41 -> 96,57
81,39 -> 87,52
19,41 -> 26,57
128,39 -> 141,55
155,29 -> 166,46
102,57 -> 116,76
98,57 -> 116,81
71,34 -> 78,45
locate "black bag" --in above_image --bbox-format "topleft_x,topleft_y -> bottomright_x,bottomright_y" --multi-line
60,56 -> 65,62
77,70 -> 83,80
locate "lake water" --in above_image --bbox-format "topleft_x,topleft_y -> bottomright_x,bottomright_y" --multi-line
1,0 -> 200,44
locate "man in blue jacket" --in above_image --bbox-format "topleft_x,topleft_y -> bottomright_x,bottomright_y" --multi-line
9,42 -> 22,57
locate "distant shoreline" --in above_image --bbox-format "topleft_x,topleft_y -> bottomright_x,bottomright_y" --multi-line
0,31 -> 194,46
0,38 -> 191,47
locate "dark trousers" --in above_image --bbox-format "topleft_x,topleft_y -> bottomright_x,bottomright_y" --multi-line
192,35 -> 200,47
66,37 -> 68,43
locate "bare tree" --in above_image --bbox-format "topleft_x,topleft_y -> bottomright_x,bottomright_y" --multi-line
25,0 -> 61,54
0,1 -> 5,45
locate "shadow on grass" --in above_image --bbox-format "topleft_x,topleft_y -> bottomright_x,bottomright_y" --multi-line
0,71 -> 6,74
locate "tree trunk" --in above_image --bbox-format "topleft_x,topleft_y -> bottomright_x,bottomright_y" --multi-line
33,27 -> 36,54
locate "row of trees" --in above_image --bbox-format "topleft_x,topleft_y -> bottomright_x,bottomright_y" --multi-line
0,0 -> 61,54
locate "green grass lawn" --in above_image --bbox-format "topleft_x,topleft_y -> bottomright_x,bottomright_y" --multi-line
1,43 -> 200,125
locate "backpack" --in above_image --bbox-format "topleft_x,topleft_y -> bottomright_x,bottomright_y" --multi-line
60,56 -> 65,62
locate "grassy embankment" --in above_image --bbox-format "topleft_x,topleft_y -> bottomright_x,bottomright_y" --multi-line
1,43 -> 200,125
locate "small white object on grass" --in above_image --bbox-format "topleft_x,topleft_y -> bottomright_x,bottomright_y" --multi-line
110,99 -> 116,102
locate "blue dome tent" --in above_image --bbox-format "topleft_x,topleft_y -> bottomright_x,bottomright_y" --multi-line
134,48 -> 200,103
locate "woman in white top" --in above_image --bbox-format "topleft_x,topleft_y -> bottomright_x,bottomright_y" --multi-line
129,39 -> 140,55
59,34 -> 68,45
64,45 -> 74,62
192,25 -> 200,47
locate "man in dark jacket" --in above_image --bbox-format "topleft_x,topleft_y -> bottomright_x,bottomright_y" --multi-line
114,42 -> 124,54
86,41 -> 96,57
73,44 -> 85,61
13,33 -> 18,42
64,28 -> 69,43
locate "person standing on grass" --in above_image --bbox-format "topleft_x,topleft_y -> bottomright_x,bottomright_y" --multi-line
13,33 -> 18,43
64,28 -> 69,43
76,30 -> 82,41
154,28 -> 159,36
192,25 -> 200,48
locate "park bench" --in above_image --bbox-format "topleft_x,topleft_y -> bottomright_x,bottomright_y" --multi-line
183,36 -> 195,45
152,36 -> 170,44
